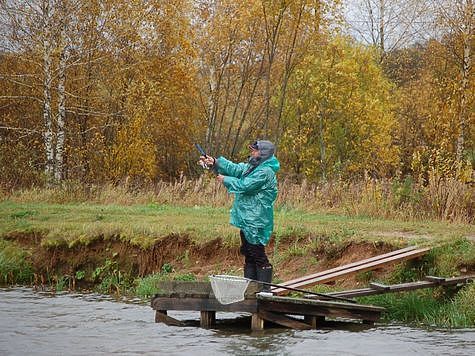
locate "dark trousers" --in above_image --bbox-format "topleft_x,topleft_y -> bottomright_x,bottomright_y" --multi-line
240,230 -> 271,268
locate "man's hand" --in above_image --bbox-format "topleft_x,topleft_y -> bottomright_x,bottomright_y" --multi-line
198,155 -> 215,168
216,174 -> 225,183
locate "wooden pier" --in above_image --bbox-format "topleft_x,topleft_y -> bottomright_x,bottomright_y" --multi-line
151,281 -> 384,330
151,245 -> 474,331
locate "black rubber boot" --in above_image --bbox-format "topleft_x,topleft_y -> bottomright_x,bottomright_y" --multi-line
256,265 -> 273,292
244,263 -> 257,280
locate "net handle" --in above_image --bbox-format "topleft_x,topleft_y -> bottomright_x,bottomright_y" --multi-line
210,275 -> 355,303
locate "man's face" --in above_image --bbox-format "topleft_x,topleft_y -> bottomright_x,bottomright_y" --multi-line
250,148 -> 259,158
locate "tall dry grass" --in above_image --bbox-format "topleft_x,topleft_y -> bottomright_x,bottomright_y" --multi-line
2,173 -> 473,223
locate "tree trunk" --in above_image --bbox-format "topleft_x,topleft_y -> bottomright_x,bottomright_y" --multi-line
55,24 -> 68,181
275,1 -> 304,147
42,0 -> 54,181
379,0 -> 385,61
319,110 -> 326,181
456,0 -> 473,161
262,2 -> 285,137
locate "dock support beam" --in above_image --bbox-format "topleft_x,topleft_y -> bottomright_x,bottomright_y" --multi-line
200,311 -> 216,328
304,315 -> 325,328
155,310 -> 167,323
155,310 -> 185,326
251,313 -> 264,331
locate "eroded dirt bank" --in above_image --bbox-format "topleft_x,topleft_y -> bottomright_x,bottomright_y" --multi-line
4,232 -> 422,287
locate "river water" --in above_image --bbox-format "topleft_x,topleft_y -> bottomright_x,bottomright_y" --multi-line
0,288 -> 474,356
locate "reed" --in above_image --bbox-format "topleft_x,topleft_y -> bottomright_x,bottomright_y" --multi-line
0,239 -> 33,284
359,284 -> 475,328
2,173 -> 473,223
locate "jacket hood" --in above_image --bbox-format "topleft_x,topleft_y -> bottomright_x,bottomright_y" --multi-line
259,155 -> 280,173
248,140 -> 278,168
256,140 -> 275,161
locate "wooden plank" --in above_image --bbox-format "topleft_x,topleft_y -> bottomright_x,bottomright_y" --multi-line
424,276 -> 446,283
157,281 -> 211,298
251,313 -> 264,331
272,246 -> 417,290
273,247 -> 430,295
323,282 -> 431,298
369,282 -> 390,290
258,310 -> 312,330
258,299 -> 382,322
257,294 -> 383,322
151,297 -> 258,313
200,311 -> 216,328
275,247 -> 429,294
155,311 -> 185,326
257,294 -> 384,312
155,281 -> 260,299
312,275 -> 475,299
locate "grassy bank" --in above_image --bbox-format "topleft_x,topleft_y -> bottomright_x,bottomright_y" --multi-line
2,175 -> 473,223
1,201 -> 473,249
1,190 -> 474,328
359,285 -> 475,328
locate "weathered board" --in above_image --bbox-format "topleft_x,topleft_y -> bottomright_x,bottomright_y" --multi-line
155,280 -> 261,299
258,310 -> 312,330
151,296 -> 258,313
272,246 -> 430,295
273,246 -> 418,290
256,294 -> 384,323
312,275 -> 475,299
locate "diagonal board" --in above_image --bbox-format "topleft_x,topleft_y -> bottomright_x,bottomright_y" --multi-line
320,275 -> 475,299
258,310 -> 312,330
273,246 -> 417,291
272,246 -> 429,295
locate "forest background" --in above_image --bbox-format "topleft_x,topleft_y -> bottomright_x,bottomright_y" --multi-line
0,0 -> 473,222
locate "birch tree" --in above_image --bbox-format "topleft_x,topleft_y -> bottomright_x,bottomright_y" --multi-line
433,0 -> 474,161
0,0 -> 57,181
344,0 -> 432,61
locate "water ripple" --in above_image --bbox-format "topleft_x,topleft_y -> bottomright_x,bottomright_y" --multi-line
0,288 -> 474,355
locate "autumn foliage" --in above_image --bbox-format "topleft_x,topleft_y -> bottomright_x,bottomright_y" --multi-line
0,0 -> 473,188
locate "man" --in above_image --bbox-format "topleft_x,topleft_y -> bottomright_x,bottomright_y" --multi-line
199,140 -> 280,289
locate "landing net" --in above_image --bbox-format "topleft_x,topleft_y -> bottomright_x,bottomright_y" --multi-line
209,275 -> 250,305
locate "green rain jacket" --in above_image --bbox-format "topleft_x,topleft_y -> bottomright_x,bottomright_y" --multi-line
216,150 -> 280,246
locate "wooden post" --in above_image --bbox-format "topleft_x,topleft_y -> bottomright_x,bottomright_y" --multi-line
155,310 -> 167,323
200,311 -> 216,328
251,313 -> 264,331
304,315 -> 325,328
155,310 -> 185,326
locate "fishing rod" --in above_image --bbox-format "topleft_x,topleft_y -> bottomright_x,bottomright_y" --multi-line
248,278 -> 356,304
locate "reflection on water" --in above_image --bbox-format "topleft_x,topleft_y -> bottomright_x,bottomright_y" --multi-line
0,287 -> 474,355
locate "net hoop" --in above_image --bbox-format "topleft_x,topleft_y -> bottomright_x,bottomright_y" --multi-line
209,275 -> 250,305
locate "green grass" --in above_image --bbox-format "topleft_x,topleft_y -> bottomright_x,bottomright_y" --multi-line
0,239 -> 33,284
135,270 -> 197,298
428,237 -> 475,276
359,284 -> 475,328
0,201 -> 233,248
1,200 -> 473,249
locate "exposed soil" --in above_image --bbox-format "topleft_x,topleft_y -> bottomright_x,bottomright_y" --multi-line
4,232 -> 415,288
